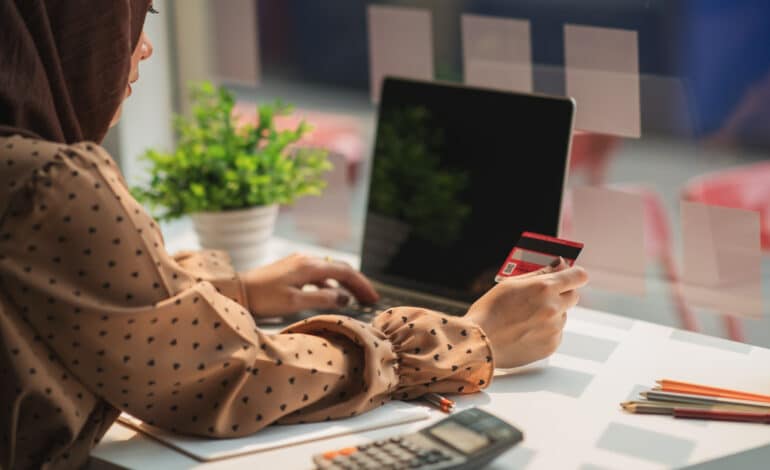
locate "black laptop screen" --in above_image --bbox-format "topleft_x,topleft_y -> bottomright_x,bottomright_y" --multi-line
361,78 -> 574,303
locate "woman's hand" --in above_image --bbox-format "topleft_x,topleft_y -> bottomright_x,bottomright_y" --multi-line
241,254 -> 379,317
464,260 -> 589,369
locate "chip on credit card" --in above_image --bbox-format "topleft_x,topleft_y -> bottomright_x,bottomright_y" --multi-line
495,232 -> 584,282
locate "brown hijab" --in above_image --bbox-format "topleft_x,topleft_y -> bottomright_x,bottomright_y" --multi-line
0,0 -> 151,144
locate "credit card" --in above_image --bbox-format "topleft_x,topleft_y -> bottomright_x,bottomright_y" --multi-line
495,232 -> 584,282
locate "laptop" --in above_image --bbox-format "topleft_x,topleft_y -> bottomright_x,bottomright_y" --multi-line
343,77 -> 575,320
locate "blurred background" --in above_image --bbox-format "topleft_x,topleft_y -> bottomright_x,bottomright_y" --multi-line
110,0 -> 770,345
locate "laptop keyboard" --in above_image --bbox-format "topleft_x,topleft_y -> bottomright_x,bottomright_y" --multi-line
336,293 -> 468,323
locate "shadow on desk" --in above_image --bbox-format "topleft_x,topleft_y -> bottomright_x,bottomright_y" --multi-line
490,366 -> 595,399
681,441 -> 770,469
448,363 -> 597,410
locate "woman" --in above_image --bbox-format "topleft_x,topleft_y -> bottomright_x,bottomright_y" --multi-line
0,1 -> 588,468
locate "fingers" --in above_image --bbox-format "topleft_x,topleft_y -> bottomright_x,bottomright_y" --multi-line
292,288 -> 350,311
533,289 -> 578,324
559,289 -> 580,310
536,293 -> 576,333
299,258 -> 380,304
546,265 -> 589,293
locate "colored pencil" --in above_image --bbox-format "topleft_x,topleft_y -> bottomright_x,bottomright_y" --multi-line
657,379 -> 770,404
642,390 -> 770,410
623,401 -> 770,423
673,409 -> 770,423
621,400 -> 766,415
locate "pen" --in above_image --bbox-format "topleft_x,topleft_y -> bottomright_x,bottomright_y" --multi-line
423,393 -> 455,413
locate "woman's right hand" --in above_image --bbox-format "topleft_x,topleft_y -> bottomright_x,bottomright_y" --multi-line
464,261 -> 589,369
241,253 -> 379,318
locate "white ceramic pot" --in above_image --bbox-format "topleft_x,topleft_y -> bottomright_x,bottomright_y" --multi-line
190,204 -> 279,271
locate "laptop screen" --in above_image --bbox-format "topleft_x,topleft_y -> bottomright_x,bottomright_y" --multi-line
361,78 -> 574,303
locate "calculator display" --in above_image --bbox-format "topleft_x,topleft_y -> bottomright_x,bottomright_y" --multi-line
428,421 -> 490,455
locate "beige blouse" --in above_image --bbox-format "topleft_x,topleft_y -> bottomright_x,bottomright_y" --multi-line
0,135 -> 494,469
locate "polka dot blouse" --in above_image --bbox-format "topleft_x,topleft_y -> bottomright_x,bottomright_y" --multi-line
0,135 -> 494,469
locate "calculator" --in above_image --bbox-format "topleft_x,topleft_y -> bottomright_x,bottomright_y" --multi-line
313,407 -> 524,469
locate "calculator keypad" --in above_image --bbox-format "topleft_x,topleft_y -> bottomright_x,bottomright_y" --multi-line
313,407 -> 523,470
315,435 -> 459,470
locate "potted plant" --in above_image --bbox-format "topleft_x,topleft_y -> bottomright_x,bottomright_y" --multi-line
133,82 -> 331,270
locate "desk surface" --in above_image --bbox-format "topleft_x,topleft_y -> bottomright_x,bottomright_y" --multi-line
91,237 -> 770,470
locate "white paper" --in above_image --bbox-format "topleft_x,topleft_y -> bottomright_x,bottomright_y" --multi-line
564,24 -> 641,138
119,401 -> 430,461
570,187 -> 647,295
461,14 -> 532,93
367,5 -> 434,103
680,201 -> 762,318
211,0 -> 260,86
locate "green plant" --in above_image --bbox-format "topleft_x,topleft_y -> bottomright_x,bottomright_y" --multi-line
132,82 -> 331,221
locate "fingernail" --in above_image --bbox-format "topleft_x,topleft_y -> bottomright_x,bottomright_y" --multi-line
549,257 -> 563,268
336,293 -> 350,307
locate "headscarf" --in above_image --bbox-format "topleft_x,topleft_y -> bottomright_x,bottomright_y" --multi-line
0,0 -> 150,144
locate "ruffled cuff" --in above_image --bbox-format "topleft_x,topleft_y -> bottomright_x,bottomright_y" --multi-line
278,315 -> 400,423
373,308 -> 495,399
172,250 -> 249,307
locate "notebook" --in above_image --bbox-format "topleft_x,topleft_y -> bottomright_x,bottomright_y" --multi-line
118,401 -> 430,462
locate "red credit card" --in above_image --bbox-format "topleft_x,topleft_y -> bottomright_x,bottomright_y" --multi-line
495,232 -> 584,282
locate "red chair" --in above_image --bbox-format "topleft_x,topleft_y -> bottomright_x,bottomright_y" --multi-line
568,131 -> 621,186
564,132 -> 700,332
561,185 -> 700,333
681,161 -> 770,341
633,185 -> 700,332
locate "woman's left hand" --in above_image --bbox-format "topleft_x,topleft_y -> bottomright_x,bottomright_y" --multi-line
241,254 -> 379,317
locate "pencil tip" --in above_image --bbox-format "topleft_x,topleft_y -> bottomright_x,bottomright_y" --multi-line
620,402 -> 635,412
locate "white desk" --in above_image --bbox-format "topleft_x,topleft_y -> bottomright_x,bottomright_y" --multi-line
91,236 -> 770,470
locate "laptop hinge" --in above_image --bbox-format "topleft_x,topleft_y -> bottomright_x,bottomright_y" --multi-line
370,280 -> 471,310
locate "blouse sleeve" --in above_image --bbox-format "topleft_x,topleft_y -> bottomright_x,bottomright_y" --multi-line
0,142 -> 494,438
172,250 -> 249,308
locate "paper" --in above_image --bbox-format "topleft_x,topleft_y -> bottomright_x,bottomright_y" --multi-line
118,401 -> 430,462
211,0 -> 260,86
640,75 -> 695,137
367,5 -> 434,103
680,201 -> 762,318
461,14 -> 532,93
570,187 -> 647,295
564,24 -> 641,138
